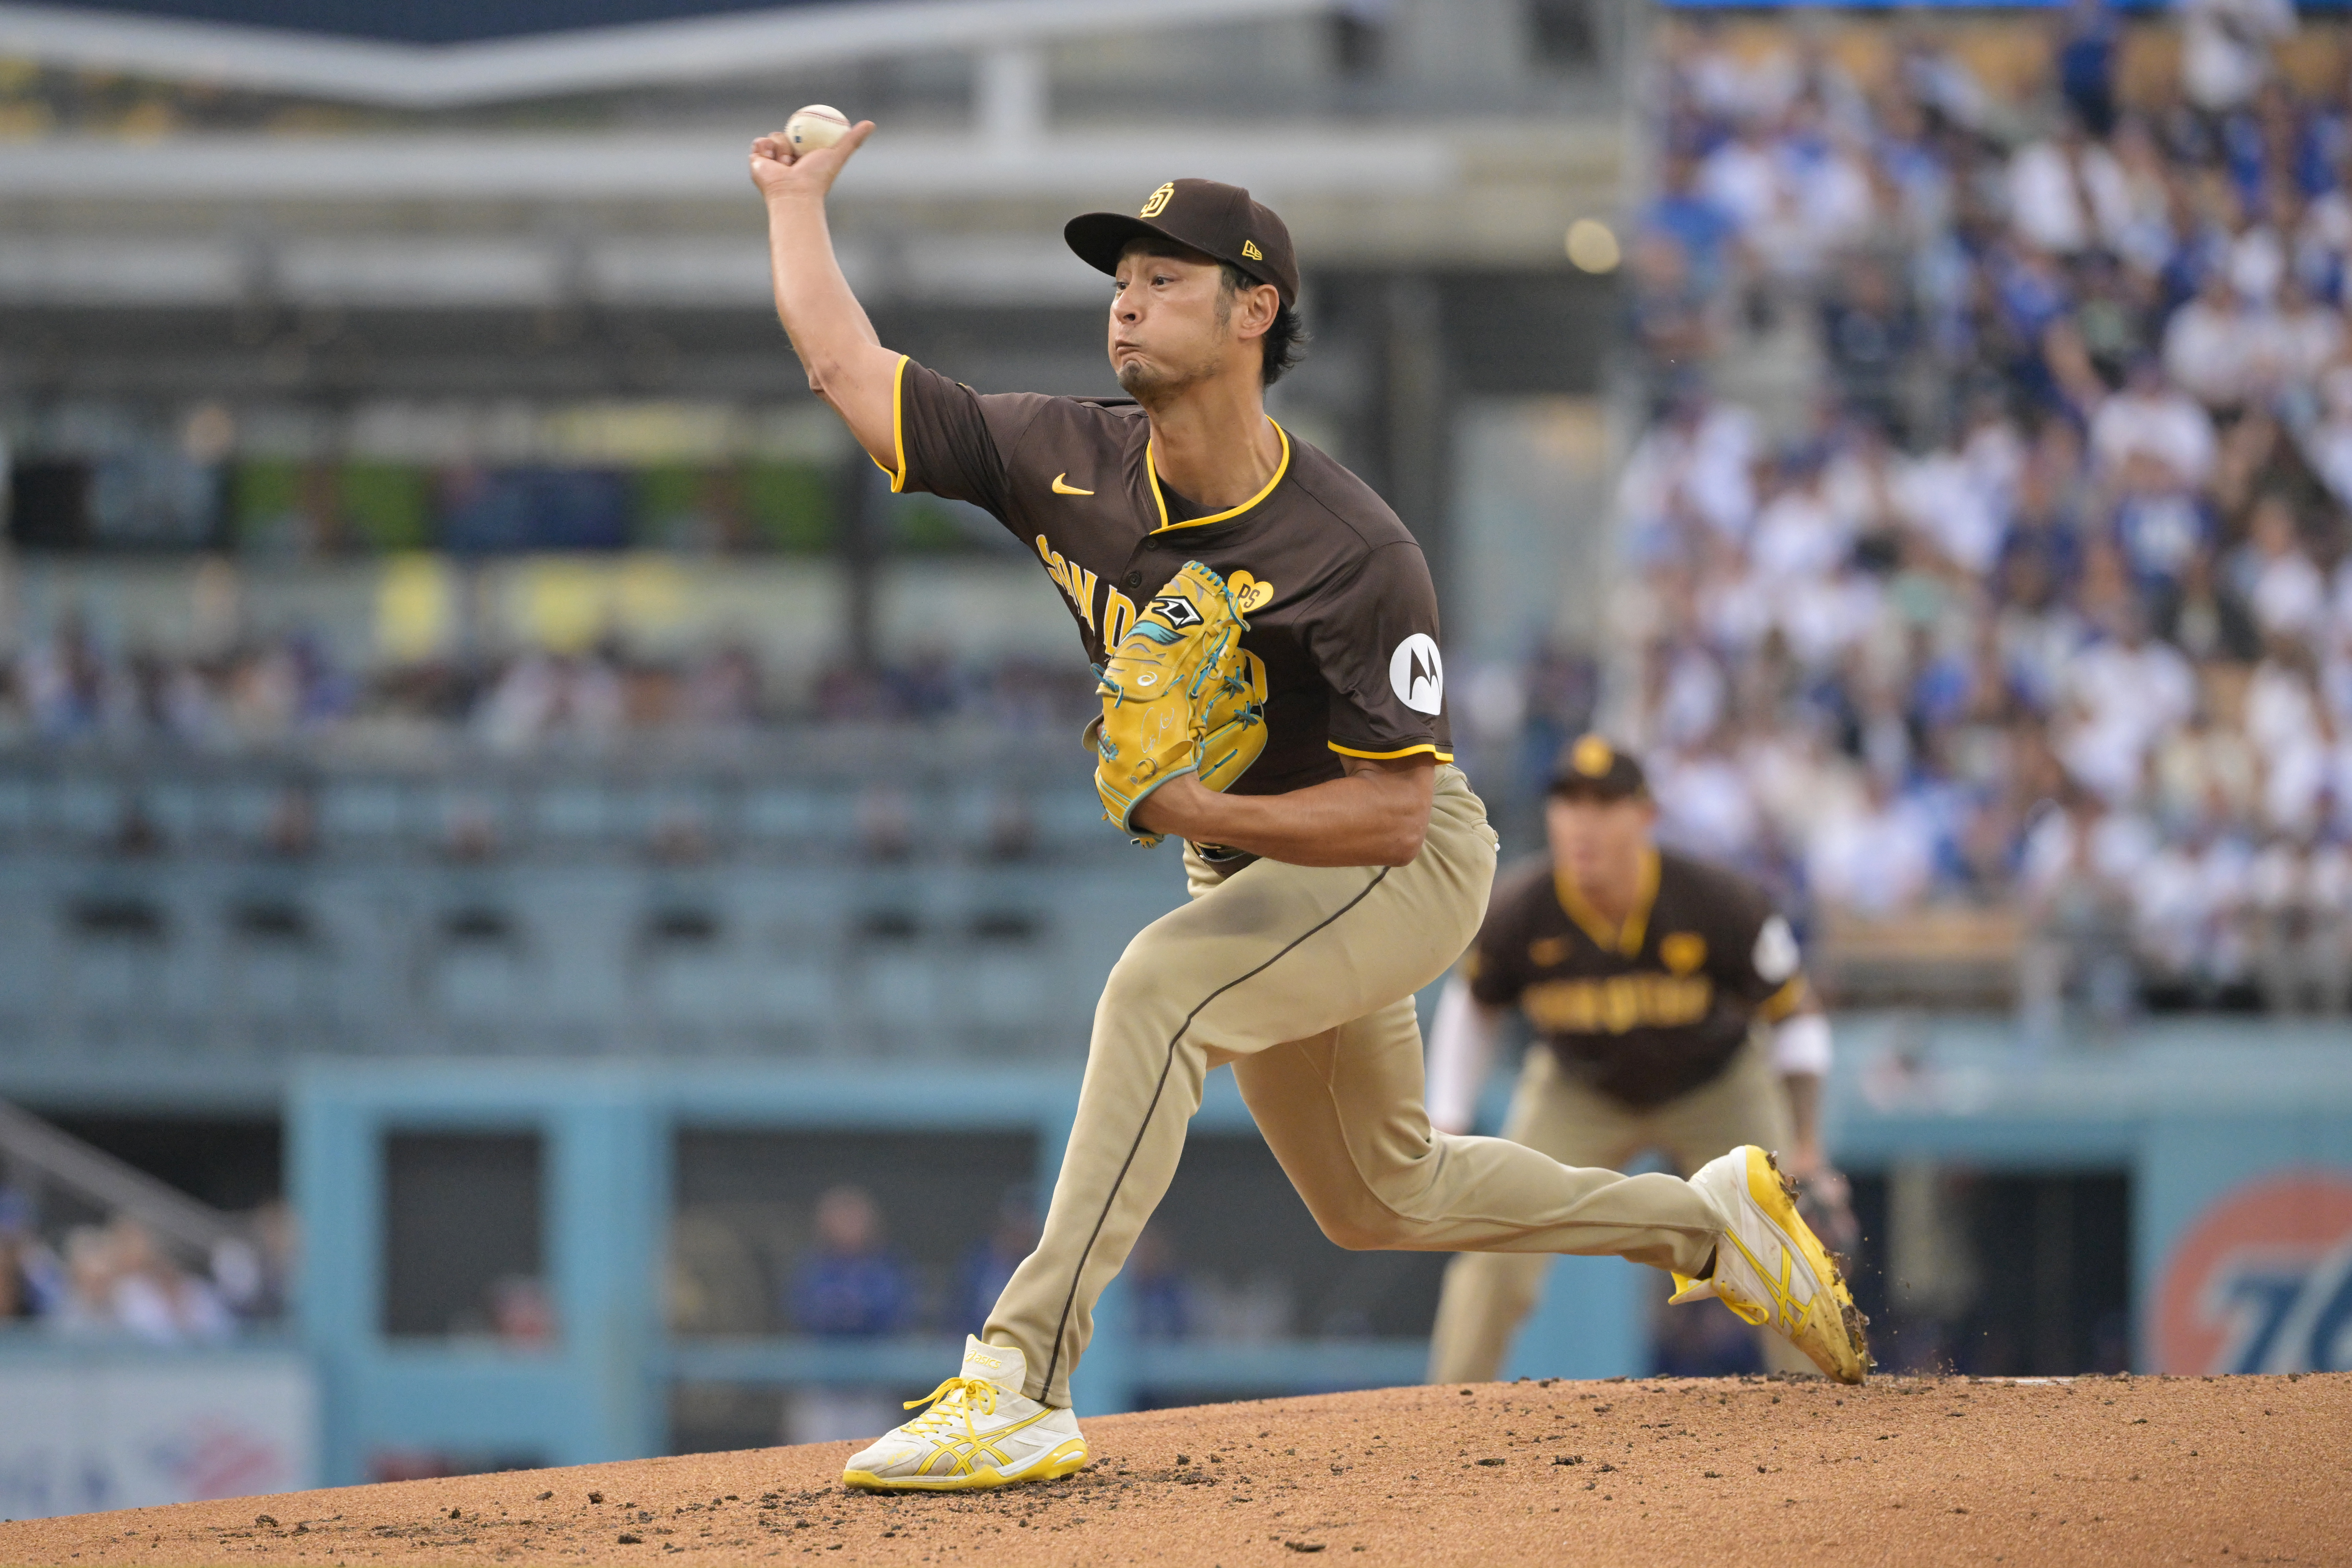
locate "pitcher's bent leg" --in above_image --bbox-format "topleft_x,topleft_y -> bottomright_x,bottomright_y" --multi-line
1234,999 -> 1724,1277
986,769 -> 1498,1408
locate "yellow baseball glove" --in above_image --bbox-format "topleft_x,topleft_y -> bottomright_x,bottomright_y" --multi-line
1088,560 -> 1268,846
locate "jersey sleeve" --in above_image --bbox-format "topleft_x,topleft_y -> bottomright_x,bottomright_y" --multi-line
883,356 -> 1056,521
1708,877 -> 1806,1017
1305,540 -> 1452,761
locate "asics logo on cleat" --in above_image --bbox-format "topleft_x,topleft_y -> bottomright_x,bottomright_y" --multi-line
894,1378 -> 1057,1479
1721,1229 -> 1810,1333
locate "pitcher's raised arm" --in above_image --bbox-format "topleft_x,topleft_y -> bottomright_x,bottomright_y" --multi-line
750,120 -> 900,469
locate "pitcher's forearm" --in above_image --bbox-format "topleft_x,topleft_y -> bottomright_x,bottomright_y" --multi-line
764,192 -> 899,465
767,193 -> 877,366
1135,767 -> 1433,867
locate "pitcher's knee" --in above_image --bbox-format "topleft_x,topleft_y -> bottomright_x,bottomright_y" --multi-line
1307,1200 -> 1416,1252
1358,1156 -> 1447,1229
1315,1217 -> 1398,1252
1298,1148 -> 1452,1248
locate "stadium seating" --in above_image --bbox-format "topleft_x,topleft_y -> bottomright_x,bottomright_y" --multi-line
1620,8 -> 2352,1014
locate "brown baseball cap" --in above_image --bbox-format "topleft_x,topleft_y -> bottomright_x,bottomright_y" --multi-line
1065,178 -> 1299,308
1548,733 -> 1650,802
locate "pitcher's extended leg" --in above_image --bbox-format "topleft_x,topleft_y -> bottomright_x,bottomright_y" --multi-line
1426,1047 -> 1647,1383
1234,998 -> 1724,1275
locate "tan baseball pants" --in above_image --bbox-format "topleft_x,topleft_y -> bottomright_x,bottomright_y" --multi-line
983,767 -> 1732,1408
1425,1034 -> 1812,1382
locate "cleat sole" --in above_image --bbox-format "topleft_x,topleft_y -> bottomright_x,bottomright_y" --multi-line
842,1441 -> 1089,1493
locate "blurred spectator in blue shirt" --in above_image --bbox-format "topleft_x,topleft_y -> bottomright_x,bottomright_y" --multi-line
2057,0 -> 2120,139
1644,149 -> 1740,296
787,1185 -> 911,1338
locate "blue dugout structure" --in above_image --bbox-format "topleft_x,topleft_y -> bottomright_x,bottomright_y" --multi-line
294,1061 -> 1454,1482
289,1016 -> 2352,1485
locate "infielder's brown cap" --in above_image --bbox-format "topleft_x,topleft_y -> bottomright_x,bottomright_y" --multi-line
1064,178 -> 1300,308
1548,733 -> 1649,802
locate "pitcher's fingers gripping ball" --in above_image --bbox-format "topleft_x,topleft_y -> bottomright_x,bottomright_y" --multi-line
1088,560 -> 1268,846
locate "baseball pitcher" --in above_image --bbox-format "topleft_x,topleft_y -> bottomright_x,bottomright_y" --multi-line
748,119 -> 1868,1494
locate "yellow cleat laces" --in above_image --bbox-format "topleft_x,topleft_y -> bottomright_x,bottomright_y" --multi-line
900,1376 -> 1002,1433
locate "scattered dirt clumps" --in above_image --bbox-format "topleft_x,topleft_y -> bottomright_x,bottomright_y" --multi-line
2,1371 -> 2344,1566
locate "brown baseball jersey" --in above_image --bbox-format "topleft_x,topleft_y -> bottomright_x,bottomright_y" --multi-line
1465,849 -> 1807,1109
879,356 -> 1452,795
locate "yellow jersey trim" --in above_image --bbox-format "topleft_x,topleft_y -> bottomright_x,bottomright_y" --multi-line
1328,741 -> 1453,762
1553,846 -> 1660,957
865,353 -> 910,493
1147,420 -> 1290,531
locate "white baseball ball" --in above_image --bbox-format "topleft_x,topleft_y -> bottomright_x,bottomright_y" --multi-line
784,104 -> 851,154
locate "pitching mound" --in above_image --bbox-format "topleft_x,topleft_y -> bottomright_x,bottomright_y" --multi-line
4,1372 -> 2345,1566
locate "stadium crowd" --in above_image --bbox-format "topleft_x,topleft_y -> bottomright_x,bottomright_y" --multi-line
1616,4 -> 2352,1011
0,1191 -> 292,1342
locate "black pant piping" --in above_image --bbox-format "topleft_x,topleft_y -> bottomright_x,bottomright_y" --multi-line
1039,866 -> 1393,1400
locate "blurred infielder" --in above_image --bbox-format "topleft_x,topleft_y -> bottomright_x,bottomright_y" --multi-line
1425,737 -> 1857,1382
749,119 -> 1868,1494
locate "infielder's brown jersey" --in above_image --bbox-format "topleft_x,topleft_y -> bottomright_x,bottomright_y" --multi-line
881,356 -> 1451,795
1465,849 -> 1806,1109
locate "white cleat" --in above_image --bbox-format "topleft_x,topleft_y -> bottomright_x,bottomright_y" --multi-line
841,1336 -> 1088,1492
1671,1145 -> 1871,1384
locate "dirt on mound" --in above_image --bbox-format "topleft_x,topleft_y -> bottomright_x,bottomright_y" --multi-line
3,1372 -> 2345,1567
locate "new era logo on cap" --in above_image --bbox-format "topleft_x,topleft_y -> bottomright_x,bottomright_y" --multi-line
1242,240 -> 1263,260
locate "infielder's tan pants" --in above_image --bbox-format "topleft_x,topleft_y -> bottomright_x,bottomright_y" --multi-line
1425,1036 -> 1811,1382
984,767 -> 1730,1408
